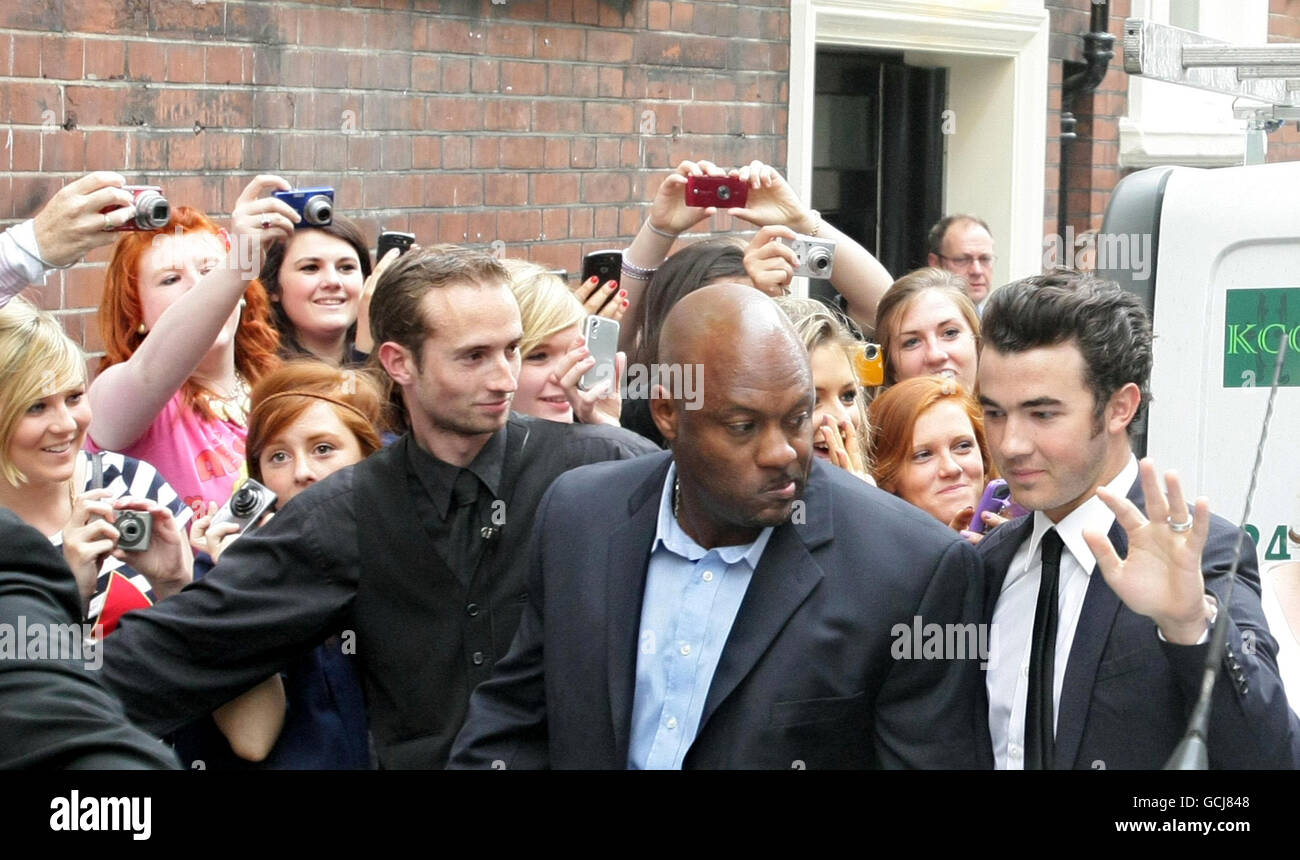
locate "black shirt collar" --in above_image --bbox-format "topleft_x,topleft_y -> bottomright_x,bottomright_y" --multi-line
406,427 -> 507,520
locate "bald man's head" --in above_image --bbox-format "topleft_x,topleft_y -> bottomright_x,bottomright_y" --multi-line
650,283 -> 815,549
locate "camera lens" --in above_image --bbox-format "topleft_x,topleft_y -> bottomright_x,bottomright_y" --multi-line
863,343 -> 881,361
304,195 -> 332,226
717,185 -> 731,201
134,193 -> 171,230
119,516 -> 142,543
230,486 -> 260,518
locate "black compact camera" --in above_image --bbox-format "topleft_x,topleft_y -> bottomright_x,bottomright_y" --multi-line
102,185 -> 171,231
211,479 -> 277,536
273,187 -> 334,227
114,510 -> 152,552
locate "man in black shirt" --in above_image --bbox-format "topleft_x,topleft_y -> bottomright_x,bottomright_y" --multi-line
100,249 -> 655,768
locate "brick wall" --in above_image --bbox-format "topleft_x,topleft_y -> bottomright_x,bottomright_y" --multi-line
2,0 -> 790,354
1266,0 -> 1300,164
1043,0 -> 1130,244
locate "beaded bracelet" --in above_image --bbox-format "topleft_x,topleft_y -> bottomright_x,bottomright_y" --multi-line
620,259 -> 658,280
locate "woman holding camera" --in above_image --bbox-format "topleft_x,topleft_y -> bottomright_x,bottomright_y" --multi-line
89,176 -> 292,517
868,376 -> 1000,542
179,359 -> 383,768
257,217 -> 373,367
0,297 -> 192,632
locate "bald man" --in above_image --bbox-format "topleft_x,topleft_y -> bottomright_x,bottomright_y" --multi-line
450,284 -> 992,769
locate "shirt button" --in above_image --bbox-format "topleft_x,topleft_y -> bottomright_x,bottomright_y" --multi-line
472,651 -> 485,665
1008,744 -> 1022,759
466,603 -> 480,617
702,570 -> 714,582
666,717 -> 678,730
680,643 -> 691,656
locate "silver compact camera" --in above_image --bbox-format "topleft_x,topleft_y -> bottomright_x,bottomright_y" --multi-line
211,479 -> 277,536
114,510 -> 152,552
780,234 -> 836,279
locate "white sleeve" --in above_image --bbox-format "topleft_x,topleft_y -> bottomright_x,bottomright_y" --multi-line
0,220 -> 50,305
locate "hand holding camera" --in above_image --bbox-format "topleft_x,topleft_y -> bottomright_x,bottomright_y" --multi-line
188,501 -> 245,565
210,480 -> 277,537
743,225 -> 799,296
648,160 -> 731,237
726,161 -> 822,236
229,175 -> 302,271
101,185 -> 171,232
555,333 -> 625,427
30,172 -> 139,268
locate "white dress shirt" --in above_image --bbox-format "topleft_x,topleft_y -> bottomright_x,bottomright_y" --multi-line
987,455 -> 1139,769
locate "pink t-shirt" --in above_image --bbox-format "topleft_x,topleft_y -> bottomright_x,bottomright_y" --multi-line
88,390 -> 247,517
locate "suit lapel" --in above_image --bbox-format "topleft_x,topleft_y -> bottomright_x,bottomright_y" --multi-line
1053,478 -> 1140,769
606,454 -> 673,765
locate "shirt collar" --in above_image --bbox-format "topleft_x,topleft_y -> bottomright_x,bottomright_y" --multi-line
406,427 -> 508,520
1026,453 -> 1138,575
651,462 -> 773,568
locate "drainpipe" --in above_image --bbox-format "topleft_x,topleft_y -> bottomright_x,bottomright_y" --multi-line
1057,0 -> 1116,253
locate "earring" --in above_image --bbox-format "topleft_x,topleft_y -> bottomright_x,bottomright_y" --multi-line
238,298 -> 247,309
137,322 -> 147,335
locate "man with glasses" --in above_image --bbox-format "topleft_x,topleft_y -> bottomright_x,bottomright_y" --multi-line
926,215 -> 996,308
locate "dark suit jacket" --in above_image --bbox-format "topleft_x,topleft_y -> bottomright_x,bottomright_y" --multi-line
978,478 -> 1300,769
450,452 -> 991,769
0,509 -> 177,770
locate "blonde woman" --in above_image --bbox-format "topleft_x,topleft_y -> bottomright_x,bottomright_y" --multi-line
503,259 -> 623,426
0,297 -> 191,633
773,295 -> 872,483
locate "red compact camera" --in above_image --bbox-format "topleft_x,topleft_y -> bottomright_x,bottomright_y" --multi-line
685,175 -> 748,209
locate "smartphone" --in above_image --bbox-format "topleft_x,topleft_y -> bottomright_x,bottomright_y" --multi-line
581,251 -> 621,291
376,230 -> 416,261
971,478 -> 1029,534
685,175 -> 749,209
579,315 -> 620,392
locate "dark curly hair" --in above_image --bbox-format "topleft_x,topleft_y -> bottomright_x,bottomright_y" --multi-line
980,269 -> 1152,434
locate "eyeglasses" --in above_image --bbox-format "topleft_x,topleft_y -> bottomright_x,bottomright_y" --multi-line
936,253 -> 996,269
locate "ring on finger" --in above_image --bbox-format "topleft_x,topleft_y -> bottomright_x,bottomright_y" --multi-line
102,213 -> 114,232
261,217 -> 271,229
1167,515 -> 1194,533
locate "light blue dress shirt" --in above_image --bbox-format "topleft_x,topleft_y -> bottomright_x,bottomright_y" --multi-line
627,464 -> 774,770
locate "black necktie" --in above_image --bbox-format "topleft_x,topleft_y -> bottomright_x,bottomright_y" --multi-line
1025,528 -> 1064,770
445,469 -> 483,581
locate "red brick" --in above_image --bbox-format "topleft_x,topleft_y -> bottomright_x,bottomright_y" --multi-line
571,137 -> 596,168
598,67 -> 623,98
10,175 -> 62,221
682,103 -> 734,134
487,23 -> 535,57
314,135 -> 349,171
427,19 -> 476,53
649,0 -> 671,30
548,64 -> 573,95
382,136 -> 412,170
442,136 -> 471,169
366,12 -> 415,51
131,134 -> 168,171
149,0 -> 223,39
639,33 -> 726,68
84,39 -> 125,81
582,172 -> 630,204
533,100 -> 582,132
620,138 -> 640,169
541,207 -> 568,241
472,136 -> 500,168
40,130 -> 84,172
485,99 -> 532,131
205,45 -> 248,85
528,241 -> 582,272
12,35 -> 42,77
593,206 -> 620,238
548,0 -> 575,23
126,40 -> 167,82
166,44 -> 206,84
572,66 -> 599,97
532,172 -> 579,205
585,102 -> 634,134
65,266 -> 105,309
438,211 -> 469,244
500,62 -> 548,97
587,30 -> 634,63
347,135 -> 381,171
425,174 -> 483,208
63,86 -> 123,128
300,8 -> 359,48
466,211 -> 498,245
412,136 -> 441,168
500,0 -> 551,22
486,173 -> 529,206
573,0 -> 600,25
412,55 -> 440,91
499,209 -> 542,242
82,131 -> 126,170
312,51 -> 350,89
595,138 -> 620,168
471,59 -> 499,93
61,0 -> 134,35
543,137 -> 570,168
425,97 -> 483,132
500,136 -> 545,168
40,36 -> 83,81
536,26 -> 584,60
10,81 -> 61,126
225,2 -> 294,44
570,208 -> 592,239
670,2 -> 694,31
442,58 -> 471,91
598,0 -> 628,27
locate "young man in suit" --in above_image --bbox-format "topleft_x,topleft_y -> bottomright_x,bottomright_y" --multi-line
976,271 -> 1299,769
450,283 -> 990,769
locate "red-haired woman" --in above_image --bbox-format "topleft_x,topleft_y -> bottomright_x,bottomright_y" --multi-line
869,376 -> 1000,542
181,360 -> 384,768
88,176 -> 294,517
